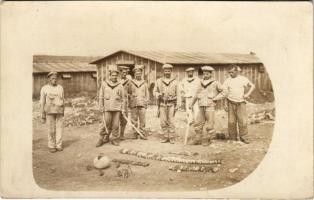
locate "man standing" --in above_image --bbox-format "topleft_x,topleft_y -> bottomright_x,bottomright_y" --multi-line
213,65 -> 255,144
189,66 -> 223,146
40,72 -> 65,153
96,65 -> 126,147
153,64 -> 180,144
179,67 -> 200,124
119,66 -> 130,140
128,65 -> 149,140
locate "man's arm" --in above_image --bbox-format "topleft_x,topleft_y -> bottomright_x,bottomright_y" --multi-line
189,85 -> 201,109
244,80 -> 255,98
153,80 -> 161,98
178,80 -> 185,98
40,86 -> 46,123
213,80 -> 228,101
175,81 -> 181,108
98,84 -> 104,112
120,85 -> 126,113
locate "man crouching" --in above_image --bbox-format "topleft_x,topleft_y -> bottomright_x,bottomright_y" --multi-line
96,65 -> 126,147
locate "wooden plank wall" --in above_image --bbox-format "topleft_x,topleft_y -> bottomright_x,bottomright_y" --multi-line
97,53 -> 273,103
33,72 -> 97,100
172,63 -> 272,92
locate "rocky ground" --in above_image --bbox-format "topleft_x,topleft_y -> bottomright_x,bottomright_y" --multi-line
33,97 -> 275,191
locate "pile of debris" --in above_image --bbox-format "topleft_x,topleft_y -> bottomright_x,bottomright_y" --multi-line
63,97 -> 102,127
248,108 -> 275,124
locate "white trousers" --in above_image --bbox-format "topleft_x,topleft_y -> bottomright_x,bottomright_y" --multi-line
47,114 -> 64,148
185,97 -> 199,123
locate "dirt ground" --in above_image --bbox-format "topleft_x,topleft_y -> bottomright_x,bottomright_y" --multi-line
33,104 -> 274,191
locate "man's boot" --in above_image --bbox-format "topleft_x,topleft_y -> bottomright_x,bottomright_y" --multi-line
103,135 -> 110,143
119,134 -> 126,141
160,136 -> 169,143
202,137 -> 212,146
169,137 -> 175,144
111,138 -> 120,146
240,137 -> 249,144
139,134 -> 148,140
190,134 -> 202,145
96,139 -> 104,147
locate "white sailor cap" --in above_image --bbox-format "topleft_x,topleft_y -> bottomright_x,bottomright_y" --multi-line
133,65 -> 144,72
162,63 -> 174,69
201,66 -> 215,71
229,64 -> 242,72
185,67 -> 195,72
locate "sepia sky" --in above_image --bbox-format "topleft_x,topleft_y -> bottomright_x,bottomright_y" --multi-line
2,1 -> 312,60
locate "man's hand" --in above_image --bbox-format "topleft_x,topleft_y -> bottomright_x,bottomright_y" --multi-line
41,117 -> 46,124
175,104 -> 181,111
41,113 -> 46,124
100,107 -> 105,113
188,103 -> 193,110
122,110 -> 127,116
243,93 -> 250,99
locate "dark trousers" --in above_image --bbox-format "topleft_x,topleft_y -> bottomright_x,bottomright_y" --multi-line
99,111 -> 120,140
227,100 -> 248,140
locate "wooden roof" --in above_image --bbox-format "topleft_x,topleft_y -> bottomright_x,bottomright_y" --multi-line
33,55 -> 100,73
90,50 -> 262,65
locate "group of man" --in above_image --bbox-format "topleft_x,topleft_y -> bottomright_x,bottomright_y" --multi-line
40,63 -> 255,153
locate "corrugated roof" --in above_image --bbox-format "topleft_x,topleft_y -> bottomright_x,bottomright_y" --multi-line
34,55 -> 102,63
90,50 -> 262,65
33,62 -> 96,73
33,55 -> 99,73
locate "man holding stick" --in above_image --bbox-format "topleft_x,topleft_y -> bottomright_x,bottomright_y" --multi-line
153,64 -> 180,144
179,67 -> 200,124
96,65 -> 126,147
128,65 -> 149,140
189,66 -> 223,146
119,66 -> 130,141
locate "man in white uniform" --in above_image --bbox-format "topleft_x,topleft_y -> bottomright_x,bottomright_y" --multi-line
179,67 -> 200,124
40,72 -> 65,153
213,65 -> 255,144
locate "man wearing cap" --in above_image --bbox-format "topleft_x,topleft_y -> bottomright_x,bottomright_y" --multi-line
128,65 -> 149,140
213,65 -> 255,144
153,63 -> 181,144
189,66 -> 223,146
119,66 -> 130,140
96,65 -> 126,147
40,72 -> 65,153
179,67 -> 200,124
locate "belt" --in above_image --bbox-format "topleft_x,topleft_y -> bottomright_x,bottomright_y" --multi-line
227,99 -> 245,105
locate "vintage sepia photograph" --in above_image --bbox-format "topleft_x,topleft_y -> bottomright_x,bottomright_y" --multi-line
32,51 -> 275,191
1,1 -> 313,198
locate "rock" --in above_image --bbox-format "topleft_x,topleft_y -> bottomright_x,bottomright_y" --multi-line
50,167 -> 56,173
228,168 -> 238,173
93,155 -> 110,169
211,167 -> 219,173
